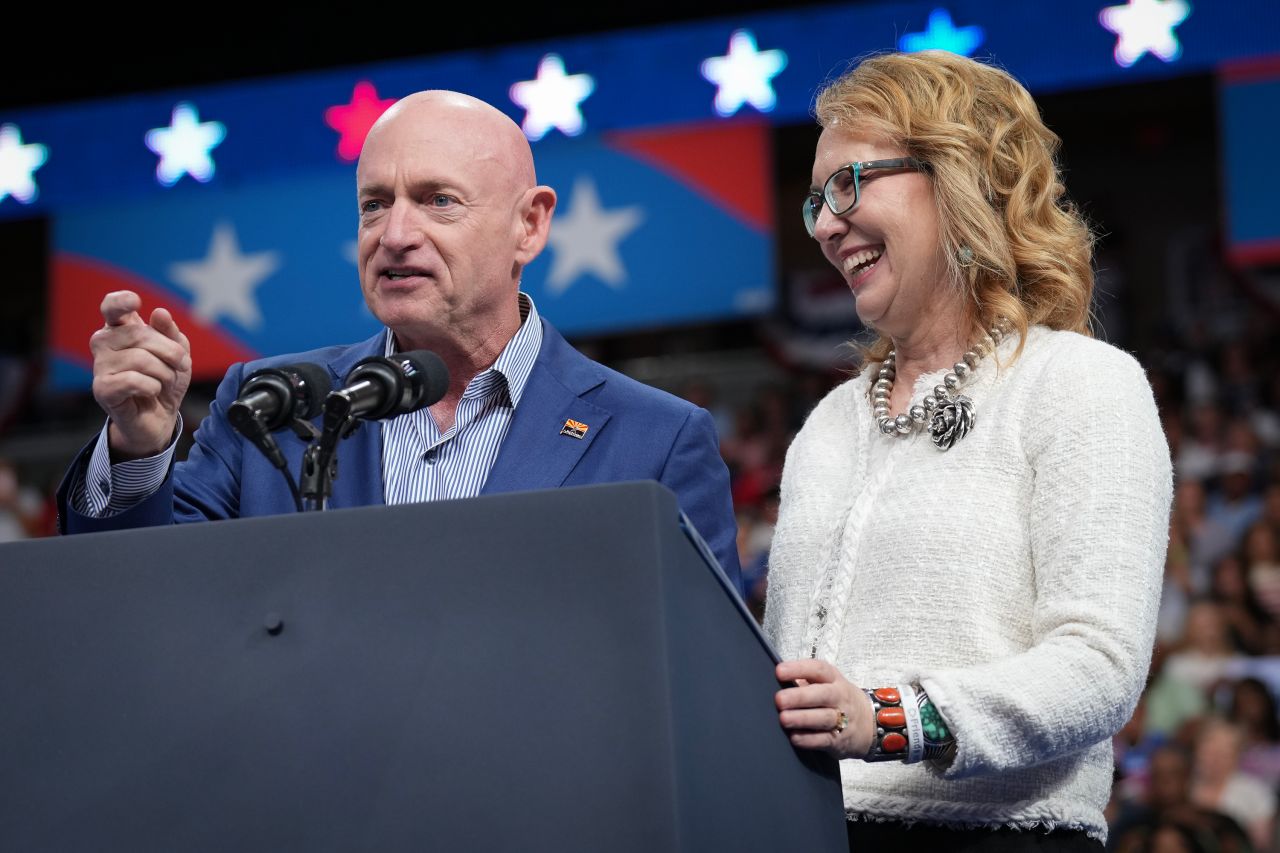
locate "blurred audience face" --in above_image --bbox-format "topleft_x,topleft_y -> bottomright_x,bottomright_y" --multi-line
1190,404 -> 1223,445
1149,746 -> 1193,810
1263,485 -> 1280,527
1245,523 -> 1277,566
1228,678 -> 1279,741
1223,419 -> 1259,455
1221,342 -> 1252,381
1220,469 -> 1254,503
1193,719 -> 1243,785
1175,481 -> 1206,527
1149,823 -> 1196,853
1210,556 -> 1249,603
1184,601 -> 1231,655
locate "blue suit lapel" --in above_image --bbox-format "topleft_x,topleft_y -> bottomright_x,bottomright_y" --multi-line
482,321 -> 613,495
324,332 -> 387,509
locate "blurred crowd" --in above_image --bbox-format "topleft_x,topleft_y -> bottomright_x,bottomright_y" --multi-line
0,456 -> 53,542
1103,316 -> 1280,852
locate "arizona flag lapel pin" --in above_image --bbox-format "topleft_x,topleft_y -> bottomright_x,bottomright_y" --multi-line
559,419 -> 589,439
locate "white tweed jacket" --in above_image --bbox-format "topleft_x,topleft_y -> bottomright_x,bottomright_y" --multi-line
763,327 -> 1173,842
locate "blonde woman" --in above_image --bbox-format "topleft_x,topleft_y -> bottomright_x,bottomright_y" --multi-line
766,51 -> 1172,850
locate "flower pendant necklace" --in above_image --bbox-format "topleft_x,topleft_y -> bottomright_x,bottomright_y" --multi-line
872,319 -> 1009,451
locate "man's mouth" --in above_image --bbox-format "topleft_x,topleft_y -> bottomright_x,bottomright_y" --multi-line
382,267 -> 430,281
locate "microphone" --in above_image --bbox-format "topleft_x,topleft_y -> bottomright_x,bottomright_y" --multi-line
325,351 -> 449,423
228,363 -> 333,432
228,363 -> 333,470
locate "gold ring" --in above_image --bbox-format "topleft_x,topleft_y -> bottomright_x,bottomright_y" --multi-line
834,711 -> 849,734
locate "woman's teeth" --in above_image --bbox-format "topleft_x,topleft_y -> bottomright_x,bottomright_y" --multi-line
843,248 -> 883,276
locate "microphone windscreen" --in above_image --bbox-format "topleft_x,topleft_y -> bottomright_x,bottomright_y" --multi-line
287,362 -> 334,420
395,351 -> 450,409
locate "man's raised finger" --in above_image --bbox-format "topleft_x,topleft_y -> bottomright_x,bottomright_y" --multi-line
149,307 -> 192,370
100,291 -> 144,327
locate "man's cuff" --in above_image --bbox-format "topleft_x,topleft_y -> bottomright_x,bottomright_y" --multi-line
74,417 -> 183,517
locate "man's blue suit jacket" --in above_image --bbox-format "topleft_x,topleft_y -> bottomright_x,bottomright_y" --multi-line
58,320 -> 742,591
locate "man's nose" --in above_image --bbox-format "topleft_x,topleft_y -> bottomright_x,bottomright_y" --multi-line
378,201 -> 423,253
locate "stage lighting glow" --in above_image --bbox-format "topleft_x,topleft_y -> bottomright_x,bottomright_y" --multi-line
700,30 -> 788,118
1099,0 -> 1192,67
145,103 -> 226,186
899,8 -> 986,56
509,54 -> 596,141
0,124 -> 48,204
324,81 -> 397,162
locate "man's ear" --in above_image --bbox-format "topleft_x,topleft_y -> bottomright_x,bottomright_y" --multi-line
514,186 -> 557,265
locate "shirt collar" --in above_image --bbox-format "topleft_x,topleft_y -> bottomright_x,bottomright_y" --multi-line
381,292 -> 543,409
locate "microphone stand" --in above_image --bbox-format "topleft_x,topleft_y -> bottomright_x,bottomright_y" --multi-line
294,351 -> 447,511
231,408 -> 319,513
299,393 -> 362,511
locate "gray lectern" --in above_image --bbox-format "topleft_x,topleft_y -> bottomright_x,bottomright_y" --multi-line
0,481 -> 844,851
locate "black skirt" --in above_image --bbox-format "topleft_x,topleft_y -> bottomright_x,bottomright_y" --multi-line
846,819 -> 1103,852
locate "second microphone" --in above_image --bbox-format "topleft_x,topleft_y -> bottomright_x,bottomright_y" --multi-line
325,351 -> 450,422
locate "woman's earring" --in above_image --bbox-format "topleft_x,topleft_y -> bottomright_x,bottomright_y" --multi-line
957,245 -> 975,266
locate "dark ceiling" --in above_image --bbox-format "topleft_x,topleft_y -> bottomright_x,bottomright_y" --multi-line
2,3 -> 836,110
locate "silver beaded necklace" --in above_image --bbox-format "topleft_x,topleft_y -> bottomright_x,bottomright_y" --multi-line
871,318 -> 1010,451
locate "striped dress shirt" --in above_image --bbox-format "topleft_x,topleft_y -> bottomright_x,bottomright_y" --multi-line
78,294 -> 543,515
379,294 -> 541,504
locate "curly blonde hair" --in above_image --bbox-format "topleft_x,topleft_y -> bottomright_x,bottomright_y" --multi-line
815,51 -> 1094,361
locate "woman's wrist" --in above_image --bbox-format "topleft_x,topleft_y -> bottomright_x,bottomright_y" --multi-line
918,691 -> 957,762
861,684 -> 956,764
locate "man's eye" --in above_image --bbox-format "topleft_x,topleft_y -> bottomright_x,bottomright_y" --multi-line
431,194 -> 453,208
360,200 -> 383,214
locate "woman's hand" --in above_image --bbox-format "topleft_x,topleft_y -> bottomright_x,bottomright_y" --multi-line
775,659 -> 876,759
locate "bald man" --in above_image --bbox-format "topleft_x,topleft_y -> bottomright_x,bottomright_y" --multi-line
57,91 -> 742,589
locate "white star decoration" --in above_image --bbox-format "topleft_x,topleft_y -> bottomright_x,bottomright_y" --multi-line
0,124 -> 49,205
1099,0 -> 1191,67
700,30 -> 788,117
509,54 -> 596,141
544,176 -> 643,295
169,222 -> 280,328
145,103 -> 227,186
